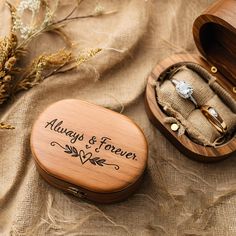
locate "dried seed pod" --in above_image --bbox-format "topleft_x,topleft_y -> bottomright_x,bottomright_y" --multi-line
3,75 -> 12,82
4,56 -> 16,71
0,34 -> 17,70
0,83 -> 6,91
0,71 -> 6,78
0,122 -> 15,129
10,34 -> 18,50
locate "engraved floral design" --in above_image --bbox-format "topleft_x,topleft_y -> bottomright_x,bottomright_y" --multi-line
50,141 -> 120,170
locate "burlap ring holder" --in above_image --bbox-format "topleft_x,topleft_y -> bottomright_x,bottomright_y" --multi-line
156,63 -> 236,147
145,0 -> 236,162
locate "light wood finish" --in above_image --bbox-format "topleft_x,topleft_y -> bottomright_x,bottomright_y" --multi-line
193,0 -> 236,87
36,162 -> 144,204
31,99 -> 148,202
145,54 -> 236,162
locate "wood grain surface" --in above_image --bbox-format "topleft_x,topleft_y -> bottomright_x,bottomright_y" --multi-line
193,0 -> 236,87
145,0 -> 236,162
36,161 -> 144,204
145,54 -> 236,162
31,99 -> 148,201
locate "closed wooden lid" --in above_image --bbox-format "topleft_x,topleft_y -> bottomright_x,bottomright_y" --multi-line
30,99 -> 148,193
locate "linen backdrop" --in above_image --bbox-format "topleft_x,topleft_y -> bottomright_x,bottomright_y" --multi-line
1,0 -> 236,235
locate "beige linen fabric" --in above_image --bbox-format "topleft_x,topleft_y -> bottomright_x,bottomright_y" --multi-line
1,0 -> 236,235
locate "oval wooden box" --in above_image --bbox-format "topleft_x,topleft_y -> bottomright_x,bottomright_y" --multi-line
31,99 -> 148,203
145,0 -> 236,162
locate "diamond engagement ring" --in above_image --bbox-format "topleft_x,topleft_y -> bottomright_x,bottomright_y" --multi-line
200,105 -> 227,134
171,79 -> 198,107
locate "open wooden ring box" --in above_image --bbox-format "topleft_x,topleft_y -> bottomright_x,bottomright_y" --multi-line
31,99 -> 148,203
145,0 -> 236,162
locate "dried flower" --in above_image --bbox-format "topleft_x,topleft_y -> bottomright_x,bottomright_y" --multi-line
10,1 -> 32,39
16,49 -> 72,91
0,34 -> 17,70
11,0 -> 41,39
0,33 -> 19,105
0,80 -> 10,104
17,0 -> 41,15
0,71 -> 6,78
0,1 -> 114,129
4,57 -> 17,71
76,48 -> 102,66
94,4 -> 105,16
0,122 -> 15,129
41,6 -> 54,28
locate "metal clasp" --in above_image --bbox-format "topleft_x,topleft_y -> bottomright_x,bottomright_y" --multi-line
67,186 -> 86,198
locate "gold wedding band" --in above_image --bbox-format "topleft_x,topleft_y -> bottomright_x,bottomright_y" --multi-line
200,105 -> 227,134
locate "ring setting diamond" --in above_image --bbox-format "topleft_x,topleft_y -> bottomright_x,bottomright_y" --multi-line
171,79 -> 198,107
208,107 -> 218,118
201,105 -> 227,134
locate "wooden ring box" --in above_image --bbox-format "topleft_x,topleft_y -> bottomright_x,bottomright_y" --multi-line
30,99 -> 148,203
145,0 -> 236,162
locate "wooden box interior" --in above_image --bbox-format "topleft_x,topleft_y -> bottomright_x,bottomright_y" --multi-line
145,0 -> 236,162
